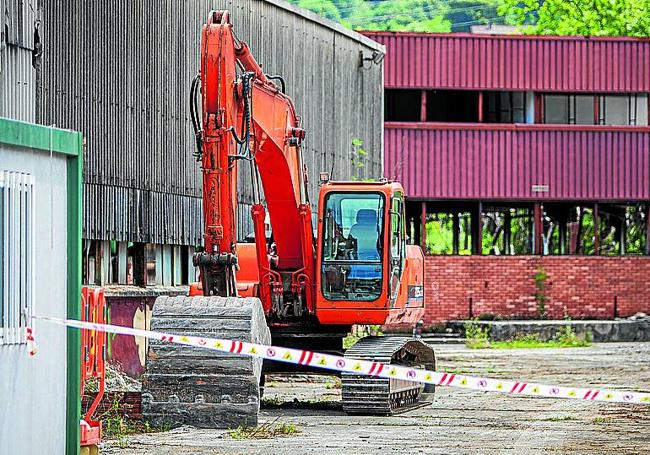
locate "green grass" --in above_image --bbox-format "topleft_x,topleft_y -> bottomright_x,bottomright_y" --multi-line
490,336 -> 591,349
464,319 -> 490,349
227,421 -> 299,440
464,320 -> 592,349
325,377 -> 342,389
539,415 -> 579,422
591,416 -> 610,424
261,396 -> 282,406
343,325 -> 383,349
97,396 -> 170,448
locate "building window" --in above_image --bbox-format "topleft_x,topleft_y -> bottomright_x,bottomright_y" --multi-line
484,91 -> 526,123
413,200 -> 648,257
543,93 -> 648,126
543,203 -> 648,256
543,94 -> 595,124
384,89 -> 421,121
426,90 -> 479,122
599,94 -> 648,126
482,207 -> 533,255
1,171 -> 35,345
425,212 -> 473,255
83,240 -> 197,286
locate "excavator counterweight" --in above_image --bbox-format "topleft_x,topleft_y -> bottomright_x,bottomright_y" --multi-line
143,10 -> 435,428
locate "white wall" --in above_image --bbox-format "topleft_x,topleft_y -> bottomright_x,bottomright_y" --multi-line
0,144 -> 68,454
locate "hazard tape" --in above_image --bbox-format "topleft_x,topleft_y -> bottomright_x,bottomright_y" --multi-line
33,316 -> 650,405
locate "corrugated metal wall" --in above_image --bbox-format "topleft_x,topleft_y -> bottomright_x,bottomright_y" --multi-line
0,0 -> 38,122
385,125 -> 650,201
39,0 -> 384,245
366,32 -> 650,92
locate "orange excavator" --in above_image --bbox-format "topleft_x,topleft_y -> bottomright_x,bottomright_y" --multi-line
142,10 -> 434,428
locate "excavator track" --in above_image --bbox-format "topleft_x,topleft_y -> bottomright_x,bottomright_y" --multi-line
142,296 -> 270,429
342,336 -> 435,415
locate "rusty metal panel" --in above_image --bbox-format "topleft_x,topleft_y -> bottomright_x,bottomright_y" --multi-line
386,125 -> 650,201
366,32 -> 650,93
39,0 -> 384,245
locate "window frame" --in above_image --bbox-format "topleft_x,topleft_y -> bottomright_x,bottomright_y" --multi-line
320,191 -> 387,302
0,171 -> 35,346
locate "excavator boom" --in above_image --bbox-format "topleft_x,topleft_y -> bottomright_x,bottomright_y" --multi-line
194,10 -> 314,315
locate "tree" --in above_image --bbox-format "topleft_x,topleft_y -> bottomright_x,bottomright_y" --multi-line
295,0 -> 343,22
498,0 -> 650,37
288,0 -> 452,33
350,0 -> 451,32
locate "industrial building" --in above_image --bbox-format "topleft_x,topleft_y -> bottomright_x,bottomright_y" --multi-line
367,31 -> 650,324
38,0 -> 384,290
2,0 -> 384,377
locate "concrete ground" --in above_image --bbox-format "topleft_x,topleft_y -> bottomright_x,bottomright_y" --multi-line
103,342 -> 650,454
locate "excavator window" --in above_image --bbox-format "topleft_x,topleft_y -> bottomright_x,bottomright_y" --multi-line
321,192 -> 385,301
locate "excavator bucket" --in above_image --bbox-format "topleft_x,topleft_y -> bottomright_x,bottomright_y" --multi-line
142,296 -> 270,428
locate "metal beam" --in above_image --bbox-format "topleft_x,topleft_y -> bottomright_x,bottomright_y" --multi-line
420,201 -> 427,253
533,203 -> 543,255
420,90 -> 427,122
472,202 -> 483,254
646,204 -> 650,256
452,211 -> 460,255
594,203 -> 600,255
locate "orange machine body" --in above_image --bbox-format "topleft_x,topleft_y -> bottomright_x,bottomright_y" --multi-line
224,180 -> 426,328
193,10 -> 424,337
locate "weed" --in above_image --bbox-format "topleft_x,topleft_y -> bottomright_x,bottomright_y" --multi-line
592,416 -> 609,424
485,324 -> 591,349
343,334 -> 360,349
344,325 -> 383,349
464,319 -> 490,349
227,419 -> 299,440
533,267 -> 549,318
97,396 -> 169,447
443,368 -> 470,374
325,377 -> 342,389
261,396 -> 282,407
555,320 -> 592,348
350,138 -> 375,182
540,415 -> 579,422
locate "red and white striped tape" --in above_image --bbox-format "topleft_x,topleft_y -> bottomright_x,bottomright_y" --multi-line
33,316 -> 650,405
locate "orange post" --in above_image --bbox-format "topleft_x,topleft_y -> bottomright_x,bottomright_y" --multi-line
80,287 -> 107,447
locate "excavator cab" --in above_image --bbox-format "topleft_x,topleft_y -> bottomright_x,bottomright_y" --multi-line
315,180 -> 425,327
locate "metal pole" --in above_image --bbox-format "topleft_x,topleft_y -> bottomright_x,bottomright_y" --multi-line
594,203 -> 600,255
421,201 -> 427,252
534,203 -> 543,255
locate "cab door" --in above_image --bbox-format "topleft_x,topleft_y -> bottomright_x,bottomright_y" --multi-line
389,192 -> 406,306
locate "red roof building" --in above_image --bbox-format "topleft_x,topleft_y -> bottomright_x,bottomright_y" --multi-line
365,31 -> 650,324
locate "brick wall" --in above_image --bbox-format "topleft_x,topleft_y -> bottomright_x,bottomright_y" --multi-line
423,256 -> 650,324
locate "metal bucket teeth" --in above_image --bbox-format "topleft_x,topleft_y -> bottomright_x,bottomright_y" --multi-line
342,336 -> 436,415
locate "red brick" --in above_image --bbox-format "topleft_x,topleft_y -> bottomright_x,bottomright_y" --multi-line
421,256 -> 650,324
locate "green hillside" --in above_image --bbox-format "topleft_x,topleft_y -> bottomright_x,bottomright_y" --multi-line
289,0 -> 502,32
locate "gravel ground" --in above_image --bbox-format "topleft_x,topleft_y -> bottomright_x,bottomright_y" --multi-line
103,342 -> 650,454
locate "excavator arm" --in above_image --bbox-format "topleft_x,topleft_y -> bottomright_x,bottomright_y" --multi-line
193,11 -> 315,313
